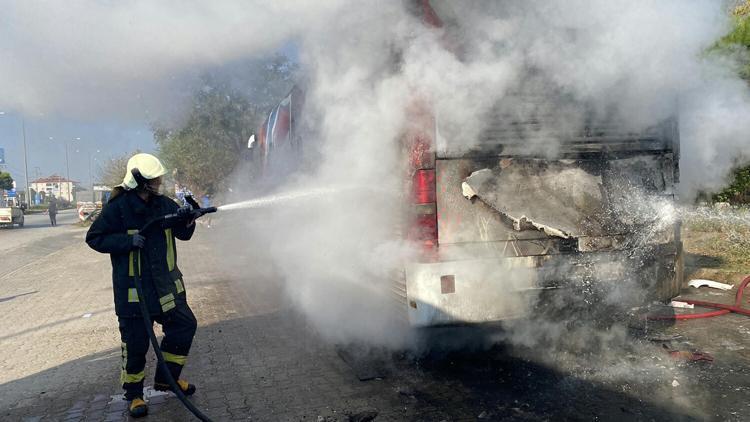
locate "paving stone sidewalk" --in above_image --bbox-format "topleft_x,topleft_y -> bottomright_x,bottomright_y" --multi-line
0,225 -> 430,421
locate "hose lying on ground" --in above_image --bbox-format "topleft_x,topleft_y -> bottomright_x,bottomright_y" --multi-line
648,275 -> 750,321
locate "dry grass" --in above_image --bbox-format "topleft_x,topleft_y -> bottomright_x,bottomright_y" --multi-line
682,208 -> 750,281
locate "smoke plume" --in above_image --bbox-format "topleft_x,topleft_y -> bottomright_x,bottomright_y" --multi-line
0,0 -> 345,119
3,1 -> 749,353
268,0 -> 750,346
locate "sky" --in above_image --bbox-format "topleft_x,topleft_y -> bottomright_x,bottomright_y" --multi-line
0,111 -> 153,188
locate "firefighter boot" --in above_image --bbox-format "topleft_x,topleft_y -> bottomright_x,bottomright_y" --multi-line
128,398 -> 148,418
154,379 -> 196,396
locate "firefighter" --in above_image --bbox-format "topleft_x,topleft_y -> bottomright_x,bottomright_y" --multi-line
86,153 -> 199,418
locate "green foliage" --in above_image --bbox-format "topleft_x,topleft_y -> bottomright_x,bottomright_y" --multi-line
153,56 -> 295,195
714,166 -> 750,203
707,4 -> 750,204
154,81 -> 255,196
715,3 -> 750,79
0,171 -> 14,191
725,15 -> 750,47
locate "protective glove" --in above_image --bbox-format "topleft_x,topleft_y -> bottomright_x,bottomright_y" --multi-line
131,233 -> 145,249
176,205 -> 202,227
177,205 -> 194,219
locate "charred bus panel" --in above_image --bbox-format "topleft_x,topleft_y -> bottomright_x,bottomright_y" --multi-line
400,102 -> 683,327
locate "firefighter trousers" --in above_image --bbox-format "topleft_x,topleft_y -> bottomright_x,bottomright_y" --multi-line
118,303 -> 197,400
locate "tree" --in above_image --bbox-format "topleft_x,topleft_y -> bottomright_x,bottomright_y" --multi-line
736,0 -> 750,18
0,171 -> 13,191
97,153 -> 132,190
716,1 -> 750,79
714,166 -> 750,203
709,3 -> 750,204
153,55 -> 296,195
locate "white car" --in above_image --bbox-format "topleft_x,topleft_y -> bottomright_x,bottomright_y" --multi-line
0,202 -> 24,228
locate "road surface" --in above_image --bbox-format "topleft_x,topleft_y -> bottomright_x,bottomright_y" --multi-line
0,209 -> 82,276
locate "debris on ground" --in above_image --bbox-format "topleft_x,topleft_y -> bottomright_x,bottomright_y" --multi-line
336,345 -> 388,381
348,409 -> 379,422
713,202 -> 731,210
688,279 -> 733,291
663,344 -> 714,363
668,301 -> 694,309
668,350 -> 715,362
672,380 -> 680,387
647,334 -> 683,342
395,385 -> 416,399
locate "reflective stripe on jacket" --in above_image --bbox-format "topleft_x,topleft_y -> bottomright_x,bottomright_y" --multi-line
86,190 -> 195,316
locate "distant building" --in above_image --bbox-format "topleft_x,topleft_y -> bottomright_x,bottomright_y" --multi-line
30,175 -> 78,203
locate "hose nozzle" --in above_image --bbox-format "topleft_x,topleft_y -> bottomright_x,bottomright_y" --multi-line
198,206 -> 217,215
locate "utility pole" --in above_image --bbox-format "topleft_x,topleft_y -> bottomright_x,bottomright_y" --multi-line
89,150 -> 99,202
66,137 -> 79,184
22,118 -> 31,206
0,112 -> 33,205
65,140 -> 70,182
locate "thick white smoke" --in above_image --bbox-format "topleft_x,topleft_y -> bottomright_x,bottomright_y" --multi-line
272,0 -> 750,345
2,1 -> 749,347
415,1 -> 750,194
0,0 -> 346,118
2,1 -> 746,188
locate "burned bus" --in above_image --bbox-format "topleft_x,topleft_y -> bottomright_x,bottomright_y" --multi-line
398,95 -> 682,327
249,1 -> 683,328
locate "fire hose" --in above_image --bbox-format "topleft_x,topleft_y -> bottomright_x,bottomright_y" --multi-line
648,275 -> 750,321
133,205 -> 217,422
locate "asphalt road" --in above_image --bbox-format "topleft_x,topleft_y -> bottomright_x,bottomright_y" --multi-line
0,209 -> 83,278
0,209 -> 80,249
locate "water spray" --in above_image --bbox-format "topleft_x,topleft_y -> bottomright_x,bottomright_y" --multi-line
217,187 -> 353,212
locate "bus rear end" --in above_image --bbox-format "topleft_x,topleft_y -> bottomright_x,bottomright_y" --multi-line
398,97 -> 683,327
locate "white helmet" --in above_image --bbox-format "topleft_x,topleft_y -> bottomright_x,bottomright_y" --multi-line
121,153 -> 167,190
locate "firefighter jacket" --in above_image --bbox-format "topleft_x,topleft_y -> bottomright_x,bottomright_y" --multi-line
86,190 -> 195,317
